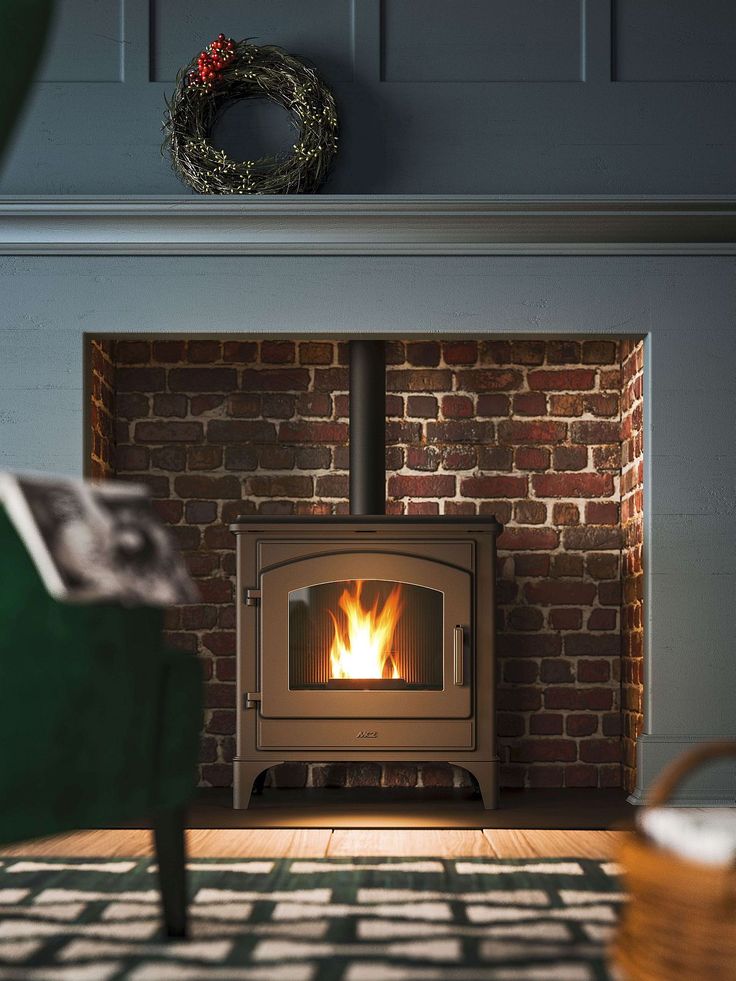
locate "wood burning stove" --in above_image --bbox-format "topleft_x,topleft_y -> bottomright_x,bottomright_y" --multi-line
230,341 -> 502,809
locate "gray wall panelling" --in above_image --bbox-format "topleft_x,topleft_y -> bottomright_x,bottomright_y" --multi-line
3,0 -> 736,194
0,250 -> 734,802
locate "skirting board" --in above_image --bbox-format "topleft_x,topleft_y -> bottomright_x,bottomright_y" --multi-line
631,734 -> 736,806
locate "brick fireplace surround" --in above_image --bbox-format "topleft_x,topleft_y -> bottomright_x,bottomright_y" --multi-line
89,333 -> 644,794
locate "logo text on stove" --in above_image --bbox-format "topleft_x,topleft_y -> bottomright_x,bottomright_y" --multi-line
356,730 -> 378,738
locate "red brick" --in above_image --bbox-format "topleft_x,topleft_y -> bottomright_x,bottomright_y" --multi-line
152,339 -> 186,362
242,368 -> 310,392
544,687 -> 613,711
456,369 -> 522,391
477,446 -> 512,470
407,501 -> 439,515
185,500 -> 218,524
513,392 -> 547,416
570,420 -> 620,444
442,446 -> 476,470
117,367 -> 165,392
497,688 -> 543,712
153,393 -> 187,417
406,341 -> 441,366
579,739 -> 621,763
549,394 -> 584,416
116,445 -> 149,471
514,447 -> 550,471
530,714 -> 564,735
406,445 -> 441,471
540,659 -> 575,684
498,527 -> 558,551
582,339 -> 617,364
514,554 -> 550,576
259,445 -> 296,469
116,340 -> 151,364
187,340 -> 221,363
576,658 -> 614,681
511,340 -> 546,365
564,764 -> 598,788
499,420 -> 567,444
223,446 -> 258,470
116,393 -> 150,419
546,340 -> 581,364
250,475 -> 313,498
169,367 -> 237,392
443,340 -> 478,364
262,394 -> 296,419
278,421 -> 348,444
532,473 -> 614,498
387,420 -> 423,444
587,554 -> 619,579
550,554 -> 584,577
151,445 -> 186,471
586,501 -> 619,525
562,526 -> 622,549
191,394 -> 225,415
513,500 -> 547,524
187,446 -> 222,470
135,421 -> 203,443
524,581 -> 597,605
421,764 -> 455,788
510,740 -> 577,763
312,367 -> 349,391
228,394 -> 260,417
261,340 -> 295,364
528,369 -> 596,391
498,713 -> 527,737
442,395 -> 474,418
299,341 -> 334,365
461,475 -> 527,498
504,660 -> 539,683
552,446 -> 588,471
508,606 -> 544,631
208,419 -> 276,443
406,395 -> 438,418
593,444 -> 621,470
151,499 -> 183,524
497,634 -> 561,658
223,341 -> 258,363
174,475 -> 242,499
427,420 -> 495,443
476,394 -> 510,416
478,340 -> 512,364
387,369 -> 453,392
198,579 -> 234,604
297,393 -> 332,417
566,714 -> 599,736
549,608 -> 583,630
389,474 -> 456,497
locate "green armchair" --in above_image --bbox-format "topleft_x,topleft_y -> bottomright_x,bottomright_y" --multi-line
0,506 -> 202,937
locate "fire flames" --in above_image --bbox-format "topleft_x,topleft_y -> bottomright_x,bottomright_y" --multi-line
329,580 -> 403,680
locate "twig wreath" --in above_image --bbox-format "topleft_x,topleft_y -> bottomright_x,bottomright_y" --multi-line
163,34 -> 339,194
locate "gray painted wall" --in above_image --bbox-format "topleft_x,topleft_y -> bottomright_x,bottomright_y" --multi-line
0,253 -> 734,801
3,0 -> 736,194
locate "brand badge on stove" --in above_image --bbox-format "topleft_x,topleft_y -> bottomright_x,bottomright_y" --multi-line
356,730 -> 378,738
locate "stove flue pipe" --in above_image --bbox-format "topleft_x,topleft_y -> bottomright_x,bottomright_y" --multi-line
349,340 -> 386,515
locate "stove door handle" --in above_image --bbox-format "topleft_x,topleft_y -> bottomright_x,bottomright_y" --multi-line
453,624 -> 464,687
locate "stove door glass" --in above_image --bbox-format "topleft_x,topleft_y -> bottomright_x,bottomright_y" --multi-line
289,579 -> 443,691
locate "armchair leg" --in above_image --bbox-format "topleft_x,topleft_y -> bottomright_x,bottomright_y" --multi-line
153,806 -> 187,938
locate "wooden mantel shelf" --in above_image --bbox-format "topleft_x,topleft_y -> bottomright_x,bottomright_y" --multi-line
0,195 -> 735,255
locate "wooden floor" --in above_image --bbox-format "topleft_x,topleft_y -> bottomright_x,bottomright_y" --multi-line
0,828 -> 625,859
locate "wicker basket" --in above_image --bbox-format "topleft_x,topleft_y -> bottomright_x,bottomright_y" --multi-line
612,741 -> 736,981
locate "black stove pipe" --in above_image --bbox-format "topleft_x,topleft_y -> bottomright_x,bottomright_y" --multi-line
349,340 -> 386,515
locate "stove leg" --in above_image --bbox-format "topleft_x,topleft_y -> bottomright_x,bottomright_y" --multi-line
233,761 -> 282,809
452,761 -> 498,809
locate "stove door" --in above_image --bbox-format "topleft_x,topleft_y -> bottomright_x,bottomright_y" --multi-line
259,551 -> 472,719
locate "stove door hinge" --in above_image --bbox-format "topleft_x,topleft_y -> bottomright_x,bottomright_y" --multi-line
244,588 -> 261,606
244,691 -> 262,710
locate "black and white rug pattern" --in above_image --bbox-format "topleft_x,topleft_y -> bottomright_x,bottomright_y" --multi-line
0,857 -> 625,980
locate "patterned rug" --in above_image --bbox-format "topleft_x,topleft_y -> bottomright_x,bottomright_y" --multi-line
0,856 -> 624,980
